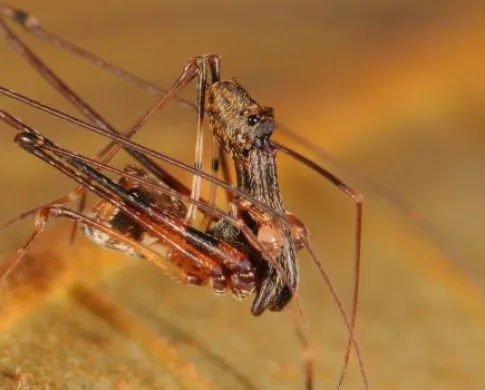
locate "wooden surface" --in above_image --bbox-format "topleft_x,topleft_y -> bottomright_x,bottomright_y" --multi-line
1,0 -> 485,389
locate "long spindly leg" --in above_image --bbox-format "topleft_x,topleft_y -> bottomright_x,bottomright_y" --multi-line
0,15 -> 194,245
0,14 -> 220,242
0,207 -> 48,283
273,143 -> 368,389
201,143 -> 233,231
0,86 -> 200,215
0,8 -> 222,233
0,7 -> 231,218
289,214 -> 368,389
0,3 -> 204,208
84,52 -> 219,226
92,53 -> 221,226
292,300 -> 313,390
0,9 -> 183,186
0,205 -> 200,287
0,4 -> 190,106
0,16 -> 220,236
227,149 -> 366,388
235,205 -> 366,390
184,55 -> 207,225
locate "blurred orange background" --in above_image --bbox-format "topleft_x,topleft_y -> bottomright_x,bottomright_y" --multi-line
1,0 -> 485,389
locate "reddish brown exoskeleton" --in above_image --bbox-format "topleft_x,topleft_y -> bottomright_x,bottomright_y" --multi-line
0,4 -> 371,389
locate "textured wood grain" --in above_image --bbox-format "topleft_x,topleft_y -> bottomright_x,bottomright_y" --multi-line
1,1 -> 485,389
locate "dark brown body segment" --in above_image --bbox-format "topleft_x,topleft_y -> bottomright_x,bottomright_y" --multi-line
207,80 -> 298,315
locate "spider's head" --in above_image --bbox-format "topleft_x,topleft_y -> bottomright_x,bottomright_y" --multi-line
207,79 -> 275,157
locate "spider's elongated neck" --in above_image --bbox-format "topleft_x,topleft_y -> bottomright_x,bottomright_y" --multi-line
235,143 -> 284,214
233,141 -> 298,315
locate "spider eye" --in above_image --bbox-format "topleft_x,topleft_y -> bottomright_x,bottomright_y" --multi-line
247,114 -> 262,126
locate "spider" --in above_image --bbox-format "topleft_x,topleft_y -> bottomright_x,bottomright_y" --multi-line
0,4 -> 370,389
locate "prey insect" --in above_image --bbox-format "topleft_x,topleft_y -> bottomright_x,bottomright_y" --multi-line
0,4 -> 369,389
